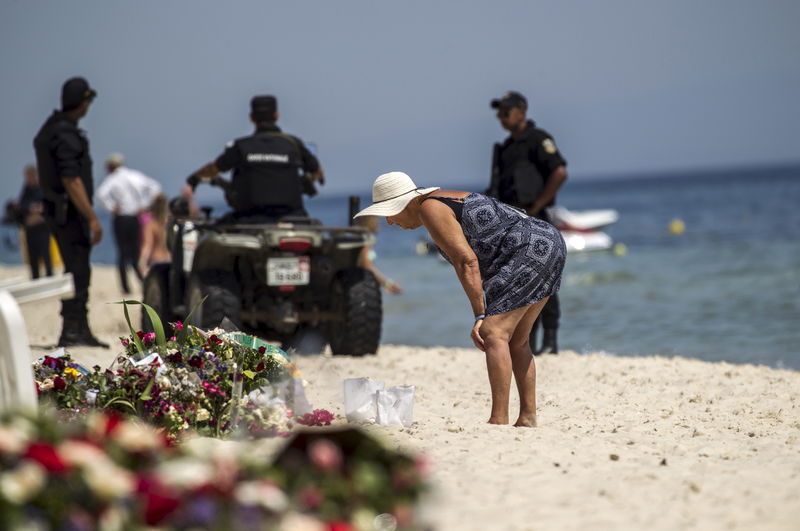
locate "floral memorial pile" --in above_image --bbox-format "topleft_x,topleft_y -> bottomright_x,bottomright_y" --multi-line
33,314 -> 326,440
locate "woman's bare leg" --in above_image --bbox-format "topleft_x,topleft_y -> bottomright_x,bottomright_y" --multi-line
509,298 -> 549,427
480,305 -> 531,424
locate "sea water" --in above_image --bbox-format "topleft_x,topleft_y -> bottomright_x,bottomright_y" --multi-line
2,165 -> 798,369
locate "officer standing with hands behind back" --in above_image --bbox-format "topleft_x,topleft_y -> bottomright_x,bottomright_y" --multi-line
34,76 -> 108,348
187,95 -> 324,221
487,91 -> 568,355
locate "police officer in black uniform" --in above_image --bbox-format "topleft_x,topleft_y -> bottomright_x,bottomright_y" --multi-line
487,91 -> 568,355
34,76 -> 108,348
187,95 -> 323,220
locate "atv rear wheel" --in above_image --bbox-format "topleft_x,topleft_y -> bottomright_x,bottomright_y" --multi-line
327,268 -> 382,356
187,271 -> 242,330
141,264 -> 172,333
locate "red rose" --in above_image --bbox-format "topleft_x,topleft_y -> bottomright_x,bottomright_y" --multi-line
256,362 -> 265,372
25,442 -> 67,473
104,412 -> 124,436
327,522 -> 354,531
53,376 -> 67,391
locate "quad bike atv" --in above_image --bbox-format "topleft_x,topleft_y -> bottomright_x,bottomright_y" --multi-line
142,190 -> 382,356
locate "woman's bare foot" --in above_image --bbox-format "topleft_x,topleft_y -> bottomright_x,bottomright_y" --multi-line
487,416 -> 509,425
514,413 -> 537,427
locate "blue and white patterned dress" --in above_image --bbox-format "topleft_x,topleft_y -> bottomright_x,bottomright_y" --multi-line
431,193 -> 567,317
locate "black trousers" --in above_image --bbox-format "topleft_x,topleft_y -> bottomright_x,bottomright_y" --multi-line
535,294 -> 560,330
24,222 -> 53,279
46,215 -> 91,320
113,215 -> 142,293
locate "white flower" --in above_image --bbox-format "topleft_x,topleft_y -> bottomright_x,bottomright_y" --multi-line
111,420 -> 163,453
0,426 -> 26,455
234,480 -> 288,512
280,513 -> 326,531
156,458 -> 214,490
59,440 -> 107,468
83,461 -> 135,500
195,408 -> 210,422
0,461 -> 46,503
59,439 -> 135,501
157,375 -> 172,390
39,378 -> 54,391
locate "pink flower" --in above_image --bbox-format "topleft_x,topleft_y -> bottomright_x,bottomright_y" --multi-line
144,332 -> 156,345
173,321 -> 183,331
308,439 -> 342,472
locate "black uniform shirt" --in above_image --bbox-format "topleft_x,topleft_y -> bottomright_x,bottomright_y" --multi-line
33,110 -> 94,218
496,120 -> 566,207
214,124 -> 319,213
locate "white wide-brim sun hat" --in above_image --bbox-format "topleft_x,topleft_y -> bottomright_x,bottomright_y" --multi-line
354,171 -> 440,218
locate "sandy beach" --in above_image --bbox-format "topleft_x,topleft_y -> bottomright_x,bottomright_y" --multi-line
3,264 -> 800,530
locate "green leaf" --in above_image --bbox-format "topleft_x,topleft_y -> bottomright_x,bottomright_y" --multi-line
103,397 -> 137,413
114,299 -> 145,353
179,294 -> 208,343
113,299 -> 168,350
139,376 -> 155,402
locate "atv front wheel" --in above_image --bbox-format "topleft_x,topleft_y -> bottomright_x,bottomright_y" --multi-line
187,271 -> 242,330
327,268 -> 382,356
141,264 -> 172,333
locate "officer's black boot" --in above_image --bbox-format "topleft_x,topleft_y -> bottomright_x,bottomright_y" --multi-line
58,315 -> 109,349
535,328 -> 558,355
57,317 -> 84,348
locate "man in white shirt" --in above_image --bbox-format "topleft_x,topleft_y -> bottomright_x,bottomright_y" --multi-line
96,153 -> 162,293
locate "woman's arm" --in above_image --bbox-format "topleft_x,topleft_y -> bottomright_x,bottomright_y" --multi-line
420,201 -> 484,318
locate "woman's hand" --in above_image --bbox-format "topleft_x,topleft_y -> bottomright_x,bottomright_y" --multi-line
471,319 -> 486,351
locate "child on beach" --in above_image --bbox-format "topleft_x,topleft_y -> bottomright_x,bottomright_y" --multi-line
355,215 -> 402,294
138,194 -> 171,277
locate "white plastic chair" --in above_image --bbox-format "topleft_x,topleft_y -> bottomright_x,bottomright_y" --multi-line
0,274 -> 74,411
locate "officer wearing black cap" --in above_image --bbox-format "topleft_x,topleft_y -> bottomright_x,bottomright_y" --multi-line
187,95 -> 323,220
487,90 -> 568,355
33,76 -> 108,348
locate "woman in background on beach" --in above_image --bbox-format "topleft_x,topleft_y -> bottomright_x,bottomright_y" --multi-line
355,172 -> 566,427
355,215 -> 403,294
138,194 -> 171,277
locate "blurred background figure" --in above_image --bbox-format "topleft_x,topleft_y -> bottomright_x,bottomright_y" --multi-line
180,183 -> 201,217
355,215 -> 402,294
138,193 -> 171,277
95,152 -> 162,293
17,164 -> 53,279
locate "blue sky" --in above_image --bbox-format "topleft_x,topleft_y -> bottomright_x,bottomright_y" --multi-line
1,0 -> 798,202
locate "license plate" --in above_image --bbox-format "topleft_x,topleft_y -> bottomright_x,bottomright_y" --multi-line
267,256 -> 310,286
